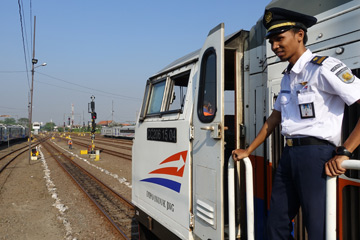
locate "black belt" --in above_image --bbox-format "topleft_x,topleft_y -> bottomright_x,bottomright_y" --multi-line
286,137 -> 335,147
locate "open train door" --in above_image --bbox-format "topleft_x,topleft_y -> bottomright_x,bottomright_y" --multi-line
192,23 -> 225,239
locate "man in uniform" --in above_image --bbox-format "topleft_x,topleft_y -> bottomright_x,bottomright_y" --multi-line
232,7 -> 360,239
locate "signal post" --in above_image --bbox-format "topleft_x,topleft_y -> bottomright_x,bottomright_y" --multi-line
88,95 -> 99,160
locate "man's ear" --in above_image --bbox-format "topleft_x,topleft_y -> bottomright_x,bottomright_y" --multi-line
297,29 -> 305,42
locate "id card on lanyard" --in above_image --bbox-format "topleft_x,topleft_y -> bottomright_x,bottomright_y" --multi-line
299,102 -> 315,118
297,85 -> 316,119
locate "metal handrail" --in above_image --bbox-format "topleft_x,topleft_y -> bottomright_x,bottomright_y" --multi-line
228,157 -> 236,240
326,159 -> 360,240
228,157 -> 254,240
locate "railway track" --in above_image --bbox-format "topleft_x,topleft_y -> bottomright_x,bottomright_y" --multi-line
42,139 -> 138,239
0,136 -> 49,174
56,136 -> 133,161
93,136 -> 133,146
65,134 -> 133,147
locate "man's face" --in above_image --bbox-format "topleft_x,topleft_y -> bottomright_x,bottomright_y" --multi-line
268,29 -> 304,64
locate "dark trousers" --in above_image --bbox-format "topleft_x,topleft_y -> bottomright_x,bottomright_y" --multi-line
267,144 -> 335,240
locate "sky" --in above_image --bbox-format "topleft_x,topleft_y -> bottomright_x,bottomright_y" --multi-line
1,0 -> 271,126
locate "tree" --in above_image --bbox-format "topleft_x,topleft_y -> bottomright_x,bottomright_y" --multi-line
43,122 -> 56,132
17,118 -> 29,126
4,118 -> 16,125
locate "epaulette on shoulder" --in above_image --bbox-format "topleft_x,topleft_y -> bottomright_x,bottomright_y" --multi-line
310,56 -> 328,65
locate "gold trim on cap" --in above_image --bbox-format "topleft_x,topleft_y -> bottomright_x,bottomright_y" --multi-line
268,22 -> 296,32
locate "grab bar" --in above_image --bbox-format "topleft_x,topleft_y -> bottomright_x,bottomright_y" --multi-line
228,157 -> 254,240
326,159 -> 360,240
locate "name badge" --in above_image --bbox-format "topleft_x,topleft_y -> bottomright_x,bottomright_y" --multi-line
297,91 -> 316,119
299,103 -> 315,118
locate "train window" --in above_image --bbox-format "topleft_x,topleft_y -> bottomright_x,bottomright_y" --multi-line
198,48 -> 216,123
140,71 -> 190,121
166,71 -> 189,112
147,79 -> 167,114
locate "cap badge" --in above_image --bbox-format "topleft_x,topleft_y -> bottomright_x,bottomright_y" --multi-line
265,11 -> 272,24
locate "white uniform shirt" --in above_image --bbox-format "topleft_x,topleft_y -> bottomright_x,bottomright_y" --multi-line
274,49 -> 360,146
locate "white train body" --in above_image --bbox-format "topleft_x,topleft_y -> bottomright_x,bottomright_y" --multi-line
101,126 -> 113,136
101,125 -> 135,139
132,1 -> 360,239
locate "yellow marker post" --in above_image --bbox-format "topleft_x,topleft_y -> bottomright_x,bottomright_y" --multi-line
88,133 -> 99,160
31,148 -> 38,161
95,150 -> 100,161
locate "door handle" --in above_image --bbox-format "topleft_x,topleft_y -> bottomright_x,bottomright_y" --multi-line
201,126 -> 215,131
200,123 -> 221,139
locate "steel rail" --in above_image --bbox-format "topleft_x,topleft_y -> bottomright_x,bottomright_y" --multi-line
63,134 -> 133,146
0,136 -> 49,173
73,135 -> 133,146
60,137 -> 132,161
67,135 -> 133,151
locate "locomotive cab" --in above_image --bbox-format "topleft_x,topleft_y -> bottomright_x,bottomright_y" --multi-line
132,1 -> 360,239
132,23 -> 249,240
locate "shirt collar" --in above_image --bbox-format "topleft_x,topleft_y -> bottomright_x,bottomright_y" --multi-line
287,49 -> 313,74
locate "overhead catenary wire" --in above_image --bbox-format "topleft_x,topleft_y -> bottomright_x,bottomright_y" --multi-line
0,105 -> 28,111
36,72 -> 141,101
29,0 -> 33,52
17,0 -> 31,90
35,79 -> 141,102
0,70 -> 142,101
20,0 -> 32,67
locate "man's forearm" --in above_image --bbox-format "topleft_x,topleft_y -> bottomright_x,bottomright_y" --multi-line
247,110 -> 281,154
343,117 -> 360,153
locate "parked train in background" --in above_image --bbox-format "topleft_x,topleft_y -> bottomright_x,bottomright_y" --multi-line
101,125 -> 135,139
0,124 -> 29,144
132,0 -> 360,239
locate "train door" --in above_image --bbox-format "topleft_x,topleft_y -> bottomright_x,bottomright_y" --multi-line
192,23 -> 225,240
3,127 -> 7,141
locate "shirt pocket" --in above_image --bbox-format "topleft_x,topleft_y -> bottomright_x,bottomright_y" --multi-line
297,91 -> 316,119
297,91 -> 316,104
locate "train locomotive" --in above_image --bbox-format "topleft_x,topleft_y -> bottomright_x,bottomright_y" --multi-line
132,0 -> 360,239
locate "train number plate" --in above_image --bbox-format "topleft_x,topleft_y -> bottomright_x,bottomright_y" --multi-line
147,128 -> 177,143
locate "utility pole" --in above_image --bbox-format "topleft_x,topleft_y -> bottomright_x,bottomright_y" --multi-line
82,111 -> 84,126
27,16 -> 46,162
112,100 -> 114,123
28,16 -> 37,163
71,103 -> 74,131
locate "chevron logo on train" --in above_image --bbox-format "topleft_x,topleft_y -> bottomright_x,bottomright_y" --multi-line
140,151 -> 187,193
